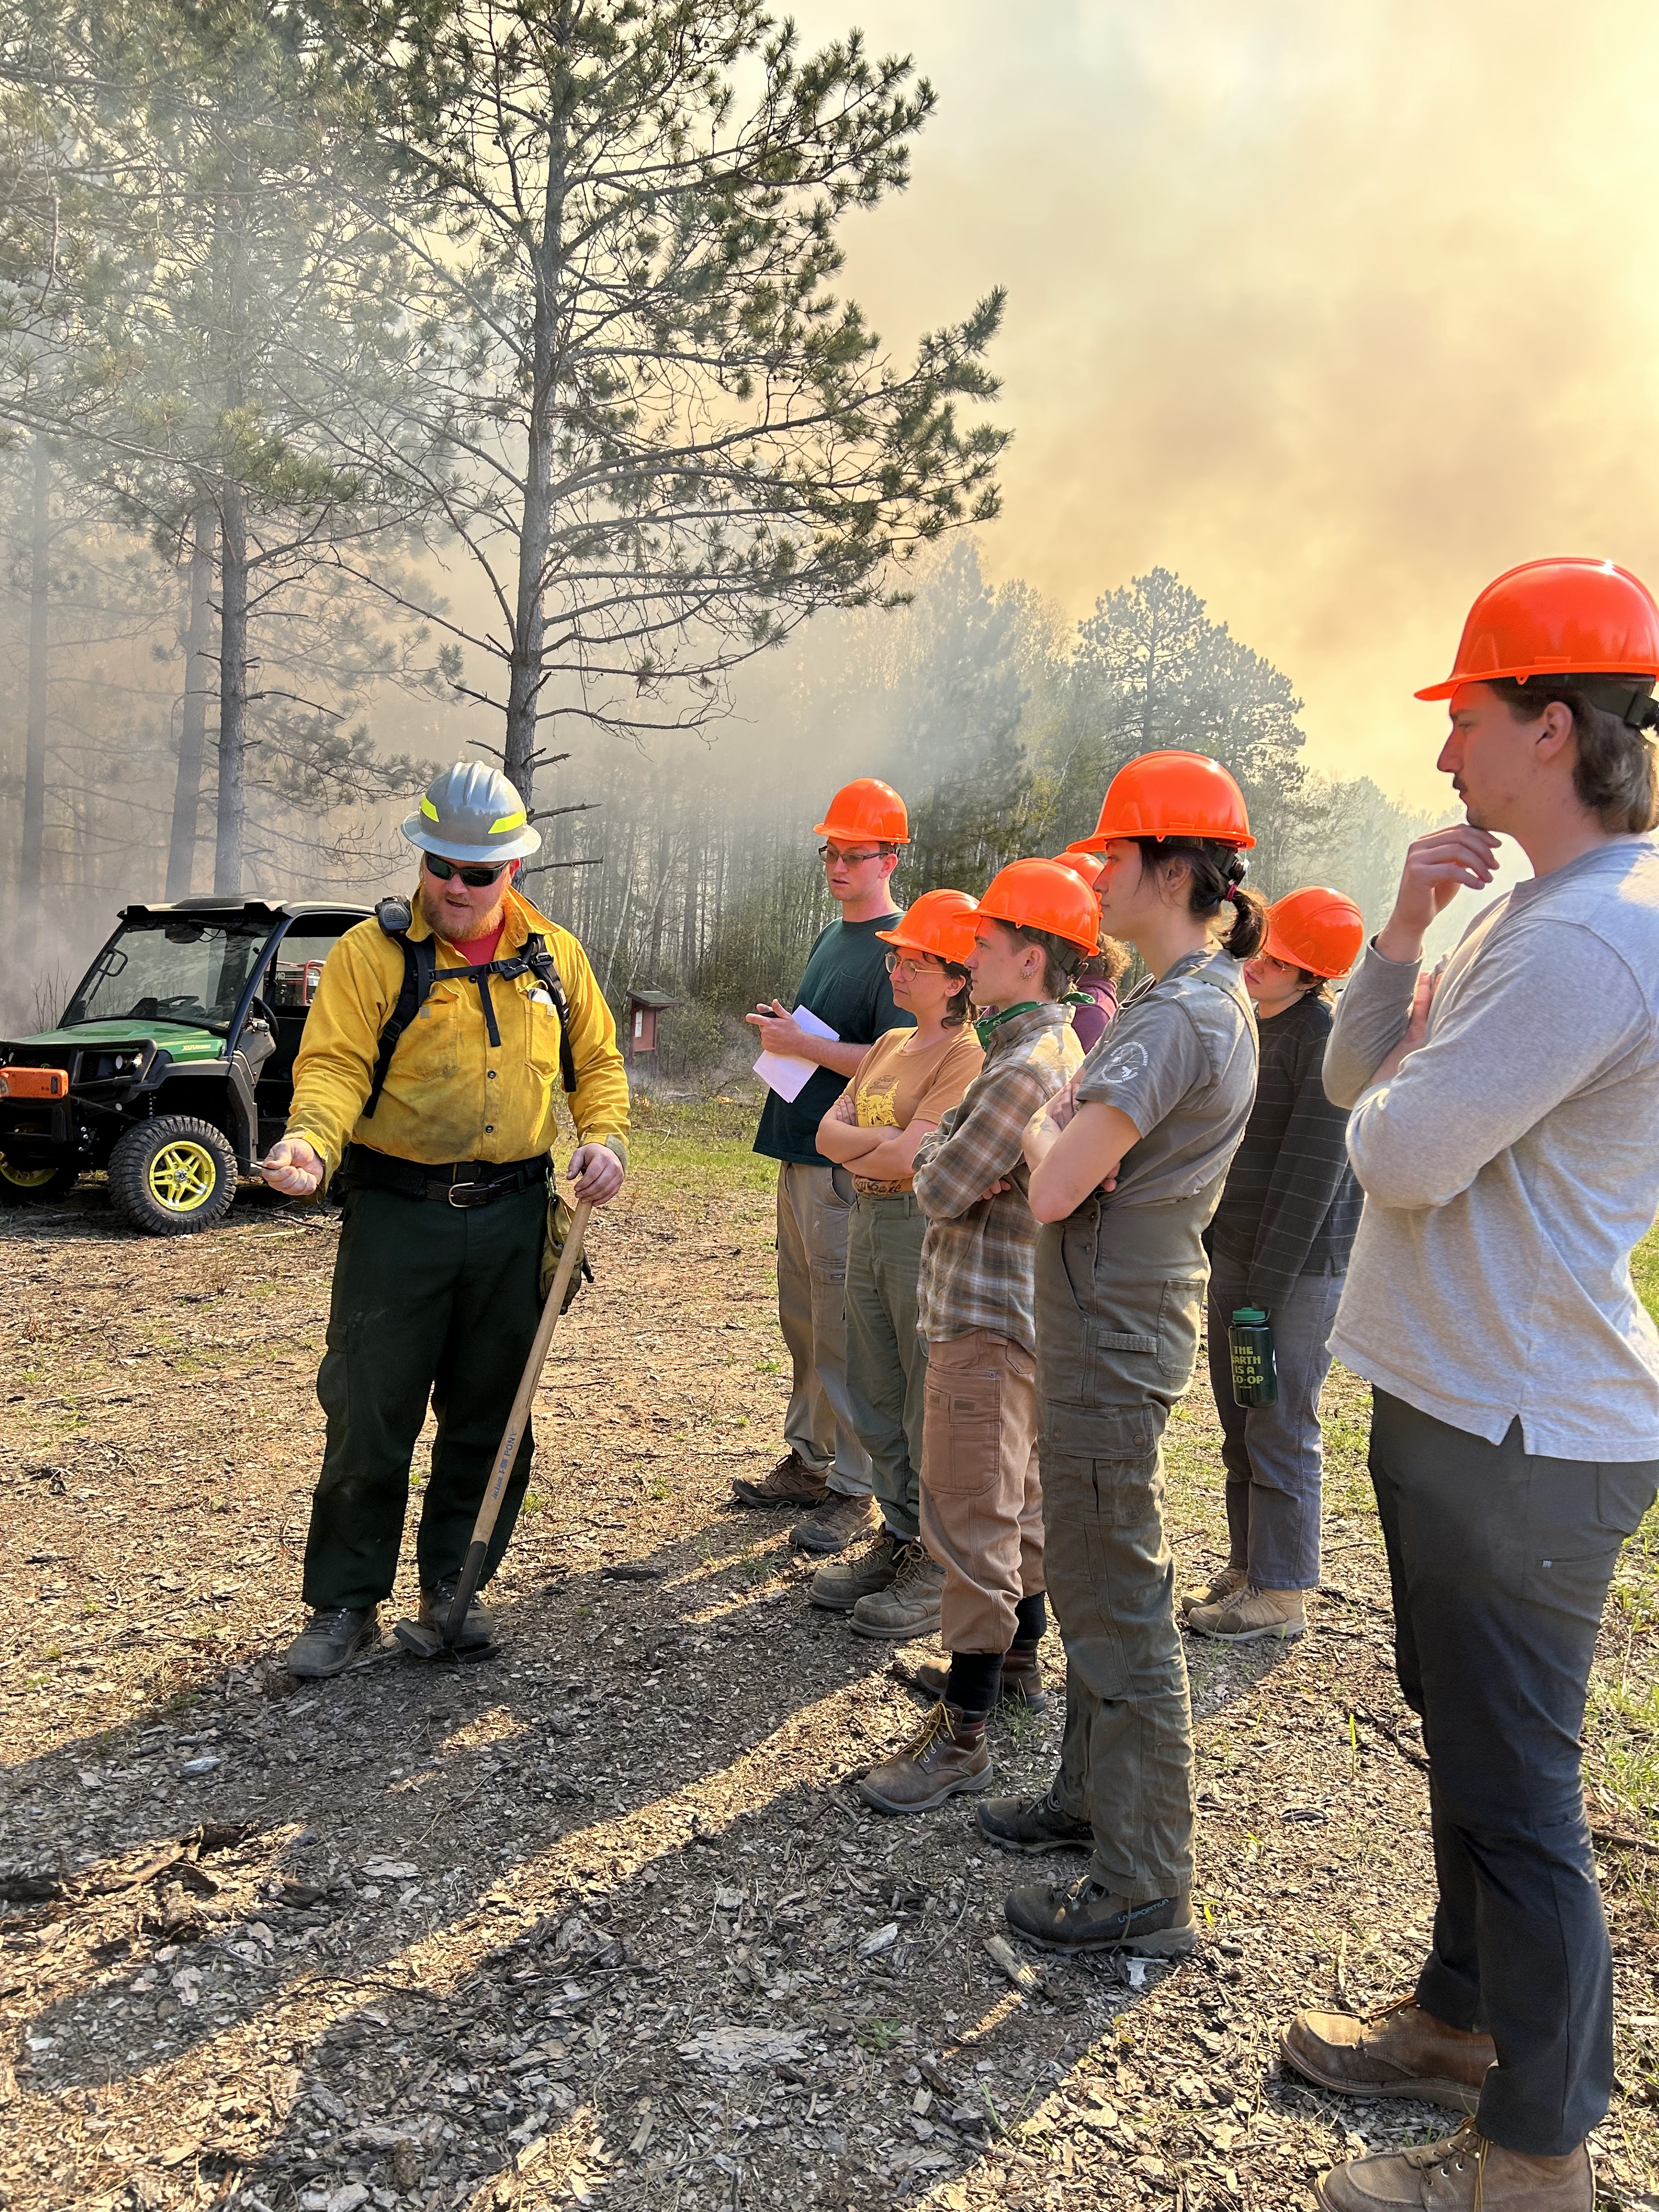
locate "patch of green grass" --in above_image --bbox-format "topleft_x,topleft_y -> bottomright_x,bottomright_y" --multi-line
859,2018 -> 908,2053
629,1096 -> 775,1203
1635,1223 -> 1659,1327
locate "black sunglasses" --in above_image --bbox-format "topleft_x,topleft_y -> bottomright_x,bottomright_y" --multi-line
425,854 -> 511,888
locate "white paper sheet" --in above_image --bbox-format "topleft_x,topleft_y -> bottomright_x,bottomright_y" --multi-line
754,1003 -> 839,1102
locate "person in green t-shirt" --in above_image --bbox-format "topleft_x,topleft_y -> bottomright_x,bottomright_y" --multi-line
736,778 -> 913,1557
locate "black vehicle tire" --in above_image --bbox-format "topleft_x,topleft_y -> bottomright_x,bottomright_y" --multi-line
0,1157 -> 80,1204
108,1115 -> 238,1237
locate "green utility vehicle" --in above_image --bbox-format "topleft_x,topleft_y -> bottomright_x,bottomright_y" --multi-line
0,895 -> 371,1234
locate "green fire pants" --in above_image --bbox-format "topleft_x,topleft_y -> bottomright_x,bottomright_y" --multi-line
301,1182 -> 546,1611
1035,1185 -> 1218,1902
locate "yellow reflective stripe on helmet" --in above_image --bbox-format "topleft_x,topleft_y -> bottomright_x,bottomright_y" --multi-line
489,809 -> 527,833
421,797 -> 440,820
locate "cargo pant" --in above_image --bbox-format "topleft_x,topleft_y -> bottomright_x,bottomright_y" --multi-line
844,1193 -> 928,1541
1035,1188 -> 1217,1902
302,1182 -> 545,1610
776,1161 -> 873,1497
918,1328 -> 1043,1651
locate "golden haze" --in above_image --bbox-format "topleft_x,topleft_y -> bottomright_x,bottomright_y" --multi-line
793,0 -> 1659,808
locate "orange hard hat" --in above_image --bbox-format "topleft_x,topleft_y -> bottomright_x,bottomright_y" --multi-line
877,888 -> 980,964
813,777 -> 910,847
1263,886 -> 1365,979
975,859 -> 1101,953
1416,557 -> 1659,701
1071,749 -> 1255,852
1054,846 -> 1105,887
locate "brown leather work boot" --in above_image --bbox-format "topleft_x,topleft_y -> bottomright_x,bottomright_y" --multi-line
731,1453 -> 830,1509
911,1648 -> 1049,1712
1283,1996 -> 1495,2113
1315,2122 -> 1592,2211
1179,1561 -> 1246,1616
856,1702 -> 991,1814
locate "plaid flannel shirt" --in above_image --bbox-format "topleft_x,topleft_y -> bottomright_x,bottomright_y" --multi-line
912,1003 -> 1084,1352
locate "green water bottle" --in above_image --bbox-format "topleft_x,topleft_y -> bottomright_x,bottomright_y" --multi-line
1228,1307 -> 1278,1408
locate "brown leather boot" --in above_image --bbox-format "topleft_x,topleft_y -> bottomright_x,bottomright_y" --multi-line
911,1648 -> 1049,1712
856,1702 -> 991,1815
731,1453 -> 829,1508
1316,2122 -> 1592,2211
1179,1561 -> 1246,1616
1283,1996 -> 1495,2113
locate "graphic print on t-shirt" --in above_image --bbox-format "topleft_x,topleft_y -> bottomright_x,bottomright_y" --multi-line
857,1076 -> 901,1128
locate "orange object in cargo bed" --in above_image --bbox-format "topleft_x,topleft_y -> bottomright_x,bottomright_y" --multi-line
0,1067 -> 68,1100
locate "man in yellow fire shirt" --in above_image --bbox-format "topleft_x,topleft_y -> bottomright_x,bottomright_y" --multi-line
261,763 -> 629,1677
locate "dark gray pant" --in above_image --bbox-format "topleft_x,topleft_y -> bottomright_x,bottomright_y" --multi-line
1369,1389 -> 1658,2154
1205,1256 -> 1342,1589
1036,1191 -> 1216,1901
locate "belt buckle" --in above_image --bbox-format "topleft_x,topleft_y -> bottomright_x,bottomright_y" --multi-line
447,1178 -> 484,1209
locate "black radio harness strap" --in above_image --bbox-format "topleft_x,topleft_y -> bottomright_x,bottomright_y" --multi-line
363,898 -> 579,1118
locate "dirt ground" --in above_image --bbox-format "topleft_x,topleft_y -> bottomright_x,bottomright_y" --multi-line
4,1095 -> 1659,2212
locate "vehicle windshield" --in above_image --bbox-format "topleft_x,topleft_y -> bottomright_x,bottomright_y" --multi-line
60,917 -> 272,1033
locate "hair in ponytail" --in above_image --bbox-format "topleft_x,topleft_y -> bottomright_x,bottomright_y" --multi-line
1133,836 -> 1269,960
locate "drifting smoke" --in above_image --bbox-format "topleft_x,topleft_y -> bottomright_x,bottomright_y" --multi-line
800,0 -> 1659,807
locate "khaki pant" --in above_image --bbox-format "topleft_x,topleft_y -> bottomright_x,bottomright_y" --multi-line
919,1328 -> 1043,1652
776,1161 -> 872,1497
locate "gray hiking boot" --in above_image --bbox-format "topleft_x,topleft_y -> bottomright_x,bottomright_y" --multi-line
810,1525 -> 906,1611
285,1606 -> 381,1679
420,1582 -> 495,1653
791,1491 -> 879,1556
850,1543 -> 946,1641
1005,1873 -> 1198,1956
977,1778 -> 1093,1854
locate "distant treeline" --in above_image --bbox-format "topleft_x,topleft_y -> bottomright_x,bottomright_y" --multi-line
537,545 -> 1440,1078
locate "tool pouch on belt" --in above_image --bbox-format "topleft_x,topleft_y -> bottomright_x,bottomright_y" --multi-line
541,1187 -> 595,1313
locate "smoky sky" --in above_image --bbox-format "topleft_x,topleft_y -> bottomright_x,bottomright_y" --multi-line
790,0 -> 1659,808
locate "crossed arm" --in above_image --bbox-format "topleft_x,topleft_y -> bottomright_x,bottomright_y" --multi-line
1022,1079 -> 1139,1223
815,1091 -> 939,1181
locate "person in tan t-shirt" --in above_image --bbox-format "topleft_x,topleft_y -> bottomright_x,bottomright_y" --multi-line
811,891 -> 984,1635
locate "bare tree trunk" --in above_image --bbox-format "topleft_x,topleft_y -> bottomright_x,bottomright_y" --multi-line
504,56 -> 569,806
215,483 -> 249,894
167,500 -> 217,900
18,437 -> 49,975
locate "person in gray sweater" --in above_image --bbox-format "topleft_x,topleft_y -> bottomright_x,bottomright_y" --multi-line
1283,556 -> 1659,2212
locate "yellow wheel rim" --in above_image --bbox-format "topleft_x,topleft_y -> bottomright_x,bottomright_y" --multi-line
0,1158 -> 56,1190
146,1139 -> 218,1214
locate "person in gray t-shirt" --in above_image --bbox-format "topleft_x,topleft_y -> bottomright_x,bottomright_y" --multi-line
1283,557 -> 1659,2212
974,749 -> 1263,1964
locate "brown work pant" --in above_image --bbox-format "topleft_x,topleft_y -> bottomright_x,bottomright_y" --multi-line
919,1328 -> 1043,1653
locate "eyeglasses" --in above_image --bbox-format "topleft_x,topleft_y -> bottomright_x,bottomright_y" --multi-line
819,844 -> 887,866
884,951 -> 941,976
425,853 -> 511,888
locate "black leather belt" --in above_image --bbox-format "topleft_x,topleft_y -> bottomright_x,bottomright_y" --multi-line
341,1144 -> 550,1209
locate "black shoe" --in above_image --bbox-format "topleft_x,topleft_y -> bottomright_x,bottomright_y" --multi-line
285,1606 -> 381,1679
1005,1872 -> 1198,1956
976,1779 -> 1093,1854
421,1582 -> 495,1652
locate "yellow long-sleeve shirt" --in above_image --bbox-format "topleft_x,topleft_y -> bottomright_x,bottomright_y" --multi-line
286,884 -> 630,1180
